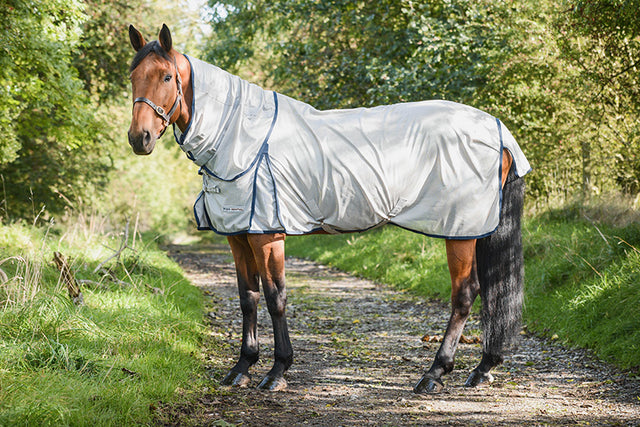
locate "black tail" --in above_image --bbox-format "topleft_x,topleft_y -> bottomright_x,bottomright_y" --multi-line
476,167 -> 525,359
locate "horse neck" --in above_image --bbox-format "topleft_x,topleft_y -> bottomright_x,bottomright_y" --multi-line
174,52 -> 193,133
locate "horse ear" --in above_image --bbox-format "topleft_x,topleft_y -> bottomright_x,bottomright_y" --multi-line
129,25 -> 146,52
159,24 -> 172,53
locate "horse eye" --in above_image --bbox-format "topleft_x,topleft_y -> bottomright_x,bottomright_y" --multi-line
164,74 -> 172,83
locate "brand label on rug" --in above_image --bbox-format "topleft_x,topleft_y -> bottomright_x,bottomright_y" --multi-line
223,206 -> 244,213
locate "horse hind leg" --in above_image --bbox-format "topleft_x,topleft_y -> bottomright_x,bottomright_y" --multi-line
414,239 -> 479,394
467,164 -> 525,387
222,234 -> 261,387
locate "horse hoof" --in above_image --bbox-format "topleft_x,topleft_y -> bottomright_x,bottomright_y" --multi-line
413,376 -> 444,394
222,370 -> 251,387
257,375 -> 287,391
464,370 -> 494,388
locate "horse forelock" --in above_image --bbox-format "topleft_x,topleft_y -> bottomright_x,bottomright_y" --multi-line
129,40 -> 171,73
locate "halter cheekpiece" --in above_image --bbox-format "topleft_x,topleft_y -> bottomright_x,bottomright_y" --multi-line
133,55 -> 183,136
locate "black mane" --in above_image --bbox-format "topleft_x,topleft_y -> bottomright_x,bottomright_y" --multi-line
129,40 -> 171,73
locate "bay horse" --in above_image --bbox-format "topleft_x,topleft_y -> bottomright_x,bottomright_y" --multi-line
127,24 -> 530,393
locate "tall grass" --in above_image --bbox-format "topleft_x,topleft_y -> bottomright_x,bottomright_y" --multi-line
285,201 -> 640,370
0,256 -> 42,307
523,207 -> 640,368
0,218 -> 205,425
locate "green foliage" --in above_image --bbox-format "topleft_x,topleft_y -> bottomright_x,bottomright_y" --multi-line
208,0 -> 500,108
0,0 -> 85,164
569,0 -> 640,39
0,220 -> 205,425
74,0 -> 147,101
0,0 -> 90,158
0,0 -> 114,218
555,0 -> 640,194
471,2 -> 578,201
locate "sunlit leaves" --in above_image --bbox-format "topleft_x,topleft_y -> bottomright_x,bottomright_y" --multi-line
0,0 -> 110,218
206,0 -> 499,108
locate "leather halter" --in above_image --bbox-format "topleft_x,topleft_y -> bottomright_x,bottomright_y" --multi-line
133,55 -> 183,137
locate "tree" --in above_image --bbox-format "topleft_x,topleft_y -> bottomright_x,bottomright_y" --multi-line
74,0 -> 147,102
207,0 -> 500,109
0,0 -> 111,219
0,0 -> 87,164
555,0 -> 640,194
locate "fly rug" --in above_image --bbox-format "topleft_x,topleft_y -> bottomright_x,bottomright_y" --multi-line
180,56 -> 530,237
128,24 -> 532,394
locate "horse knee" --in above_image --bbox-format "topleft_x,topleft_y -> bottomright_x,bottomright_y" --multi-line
266,297 -> 287,319
451,279 -> 478,318
264,283 -> 287,317
452,303 -> 472,319
239,289 -> 260,315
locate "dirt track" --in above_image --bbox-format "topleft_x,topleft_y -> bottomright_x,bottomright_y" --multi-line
162,243 -> 640,426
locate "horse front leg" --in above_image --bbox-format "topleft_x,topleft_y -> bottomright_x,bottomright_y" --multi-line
414,239 -> 479,394
248,233 -> 292,391
223,234 -> 261,387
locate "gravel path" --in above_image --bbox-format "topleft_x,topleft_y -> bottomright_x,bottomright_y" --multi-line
163,243 -> 640,426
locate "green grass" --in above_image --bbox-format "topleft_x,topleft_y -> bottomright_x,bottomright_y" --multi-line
523,209 -> 640,368
0,221 -> 205,425
285,208 -> 640,370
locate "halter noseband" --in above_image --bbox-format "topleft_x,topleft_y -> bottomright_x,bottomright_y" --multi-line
133,55 -> 183,136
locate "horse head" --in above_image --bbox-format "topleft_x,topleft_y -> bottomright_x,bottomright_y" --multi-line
127,24 -> 184,155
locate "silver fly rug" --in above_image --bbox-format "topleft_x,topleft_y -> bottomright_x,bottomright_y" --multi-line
174,56 -> 531,238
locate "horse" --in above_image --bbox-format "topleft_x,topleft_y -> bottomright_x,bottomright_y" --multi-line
127,24 -> 531,394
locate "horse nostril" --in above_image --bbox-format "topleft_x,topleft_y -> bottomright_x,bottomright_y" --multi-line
143,130 -> 152,147
127,130 -> 138,147
127,128 -> 155,155
128,130 -> 144,152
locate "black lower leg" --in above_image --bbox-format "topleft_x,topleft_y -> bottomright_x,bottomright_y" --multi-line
223,286 -> 260,386
465,351 -> 504,387
258,281 -> 293,391
415,272 -> 479,394
414,311 -> 466,393
237,288 -> 261,367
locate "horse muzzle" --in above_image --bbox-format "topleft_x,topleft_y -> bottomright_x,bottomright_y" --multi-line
127,129 -> 156,155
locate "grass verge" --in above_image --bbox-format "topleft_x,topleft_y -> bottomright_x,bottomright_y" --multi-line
0,220 -> 204,425
285,208 -> 640,370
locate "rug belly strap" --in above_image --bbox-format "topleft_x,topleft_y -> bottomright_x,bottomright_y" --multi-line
301,195 -> 409,234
